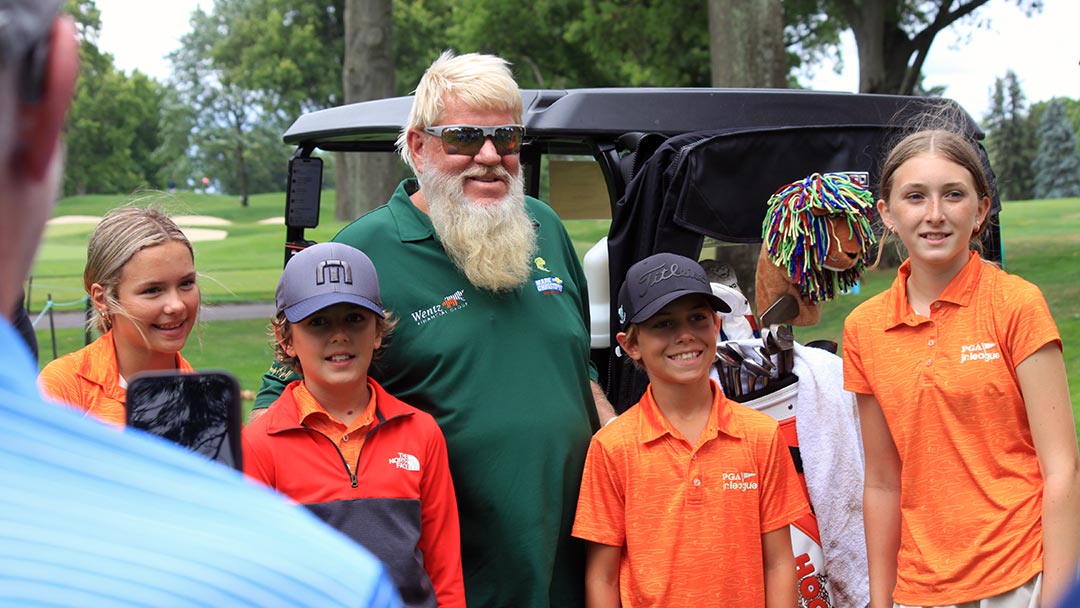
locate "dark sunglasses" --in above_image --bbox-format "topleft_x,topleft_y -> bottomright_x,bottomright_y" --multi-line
422,124 -> 525,156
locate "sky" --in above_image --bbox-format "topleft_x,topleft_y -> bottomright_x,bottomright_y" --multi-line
96,0 -> 1080,122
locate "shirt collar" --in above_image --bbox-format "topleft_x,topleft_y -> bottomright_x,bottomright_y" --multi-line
884,250 -> 984,329
388,179 -> 436,243
638,379 -> 739,444
294,379 -> 377,434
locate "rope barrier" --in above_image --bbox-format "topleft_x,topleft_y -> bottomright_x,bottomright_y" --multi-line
30,295 -> 90,328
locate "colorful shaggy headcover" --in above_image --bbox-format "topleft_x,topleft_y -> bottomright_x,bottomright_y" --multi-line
756,173 -> 876,326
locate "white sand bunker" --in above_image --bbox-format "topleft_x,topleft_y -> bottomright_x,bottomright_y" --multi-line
47,214 -> 231,240
47,215 -> 100,225
173,215 -> 232,226
257,216 -> 286,225
180,227 -> 228,242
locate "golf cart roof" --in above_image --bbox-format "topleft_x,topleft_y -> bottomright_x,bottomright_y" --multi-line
282,87 -> 983,151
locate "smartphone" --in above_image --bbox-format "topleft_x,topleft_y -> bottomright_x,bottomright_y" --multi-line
126,370 -> 243,471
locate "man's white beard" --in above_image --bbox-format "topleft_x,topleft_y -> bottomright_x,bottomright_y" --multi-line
418,162 -> 537,293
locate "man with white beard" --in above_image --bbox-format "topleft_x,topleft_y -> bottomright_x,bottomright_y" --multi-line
253,51 -> 615,608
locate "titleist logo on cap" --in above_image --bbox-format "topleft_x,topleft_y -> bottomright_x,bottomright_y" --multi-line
635,262 -> 702,295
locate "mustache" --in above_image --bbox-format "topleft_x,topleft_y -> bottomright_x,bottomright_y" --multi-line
461,166 -> 513,181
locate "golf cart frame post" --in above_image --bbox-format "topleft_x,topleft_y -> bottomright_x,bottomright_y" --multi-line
281,88 -> 1000,409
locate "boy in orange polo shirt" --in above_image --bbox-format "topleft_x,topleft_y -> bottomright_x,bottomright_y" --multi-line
243,242 -> 464,608
573,253 -> 810,608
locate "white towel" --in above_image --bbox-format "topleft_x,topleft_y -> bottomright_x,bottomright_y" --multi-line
792,342 -> 869,608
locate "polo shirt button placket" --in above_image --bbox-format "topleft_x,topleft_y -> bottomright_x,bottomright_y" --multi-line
687,456 -> 705,504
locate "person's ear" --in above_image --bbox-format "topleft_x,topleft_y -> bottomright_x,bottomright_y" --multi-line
976,195 -> 991,228
407,128 -> 426,174
89,283 -> 108,312
876,199 -> 892,231
16,16 -> 79,181
274,324 -> 295,358
616,331 -> 641,361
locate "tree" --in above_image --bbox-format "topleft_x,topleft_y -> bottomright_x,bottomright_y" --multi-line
708,0 -> 786,88
822,0 -> 1043,95
1030,97 -> 1080,155
338,0 -> 399,220
169,5 -> 292,205
706,0 -> 787,313
62,0 -> 166,195
1032,98 -> 1080,199
565,1 -> 711,86
984,70 -> 1035,201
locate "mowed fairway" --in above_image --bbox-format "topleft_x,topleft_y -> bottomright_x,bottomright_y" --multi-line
28,193 -> 1080,433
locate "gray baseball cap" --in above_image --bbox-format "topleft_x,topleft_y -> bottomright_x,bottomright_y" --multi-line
275,242 -> 385,323
618,252 -> 730,329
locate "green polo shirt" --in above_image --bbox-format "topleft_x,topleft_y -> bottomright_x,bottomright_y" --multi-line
256,179 -> 597,608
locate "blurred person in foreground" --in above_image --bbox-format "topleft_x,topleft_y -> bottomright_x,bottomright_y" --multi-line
253,50 -> 616,607
0,1 -> 400,605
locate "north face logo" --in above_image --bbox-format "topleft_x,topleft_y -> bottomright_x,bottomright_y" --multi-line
389,452 -> 420,471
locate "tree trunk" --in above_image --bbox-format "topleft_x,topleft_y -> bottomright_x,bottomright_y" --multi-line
233,112 -> 250,207
838,0 -> 994,95
708,0 -> 786,88
339,0 -> 398,221
707,0 -> 785,316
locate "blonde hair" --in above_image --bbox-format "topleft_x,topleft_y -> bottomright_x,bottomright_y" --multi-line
85,206 -> 195,334
271,311 -> 399,375
396,50 -> 523,172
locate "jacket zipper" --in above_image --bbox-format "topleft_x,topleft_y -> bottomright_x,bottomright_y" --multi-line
301,413 -> 406,489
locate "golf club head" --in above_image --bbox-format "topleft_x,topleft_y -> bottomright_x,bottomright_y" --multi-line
754,346 -> 776,372
741,357 -> 771,378
717,343 -> 744,365
740,358 -> 770,392
773,325 -> 795,350
762,327 -> 782,355
760,294 -> 800,328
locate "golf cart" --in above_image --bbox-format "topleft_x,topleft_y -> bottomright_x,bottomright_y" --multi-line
280,88 -> 1000,412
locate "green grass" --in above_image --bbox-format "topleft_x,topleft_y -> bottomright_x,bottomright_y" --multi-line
29,191 -> 350,305
29,193 -> 1080,432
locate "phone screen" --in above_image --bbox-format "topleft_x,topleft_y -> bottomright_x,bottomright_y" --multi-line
126,371 -> 243,471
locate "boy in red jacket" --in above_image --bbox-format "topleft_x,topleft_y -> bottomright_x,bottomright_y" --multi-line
244,242 -> 464,608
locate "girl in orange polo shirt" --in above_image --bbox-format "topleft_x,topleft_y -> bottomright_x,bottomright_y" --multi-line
39,207 -> 199,426
844,128 -> 1080,607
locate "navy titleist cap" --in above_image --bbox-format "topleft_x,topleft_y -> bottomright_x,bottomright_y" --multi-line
276,242 -> 385,323
618,252 -> 731,329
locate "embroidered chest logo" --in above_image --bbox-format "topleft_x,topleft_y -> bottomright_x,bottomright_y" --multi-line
721,471 -> 759,492
534,257 -> 551,273
534,276 -> 564,294
389,452 -> 420,471
960,342 -> 1000,363
410,289 -> 469,326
